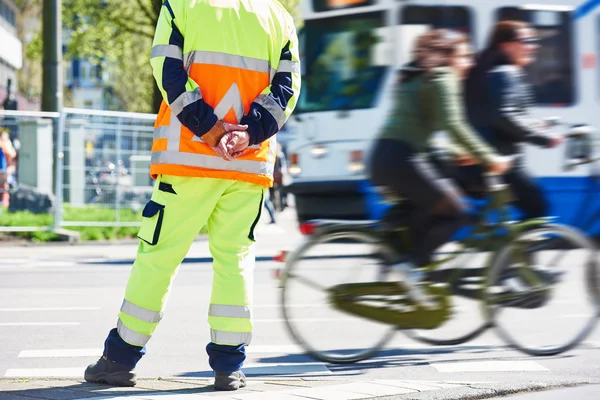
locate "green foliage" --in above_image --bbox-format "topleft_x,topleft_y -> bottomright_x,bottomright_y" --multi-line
23,0 -> 302,112
0,205 -> 142,242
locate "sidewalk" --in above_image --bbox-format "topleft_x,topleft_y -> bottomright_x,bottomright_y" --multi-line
0,378 -> 472,400
0,378 -> 593,400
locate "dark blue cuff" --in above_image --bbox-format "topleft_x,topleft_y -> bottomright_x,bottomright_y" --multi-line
103,328 -> 146,367
240,103 -> 279,146
187,111 -> 218,138
206,342 -> 246,373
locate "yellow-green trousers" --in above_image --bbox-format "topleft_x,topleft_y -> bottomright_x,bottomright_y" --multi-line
103,174 -> 264,372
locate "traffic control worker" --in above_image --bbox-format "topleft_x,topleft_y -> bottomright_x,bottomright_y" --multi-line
84,0 -> 300,391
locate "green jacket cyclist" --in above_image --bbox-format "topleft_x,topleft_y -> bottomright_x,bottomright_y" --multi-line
368,29 -> 511,308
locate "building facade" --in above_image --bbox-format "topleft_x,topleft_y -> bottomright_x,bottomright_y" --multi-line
0,0 -> 21,95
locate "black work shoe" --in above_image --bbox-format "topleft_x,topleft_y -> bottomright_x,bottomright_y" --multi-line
84,356 -> 136,387
214,370 -> 246,391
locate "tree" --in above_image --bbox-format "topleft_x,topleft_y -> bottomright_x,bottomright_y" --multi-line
24,0 -> 301,113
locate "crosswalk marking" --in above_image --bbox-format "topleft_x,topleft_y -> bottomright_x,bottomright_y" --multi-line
16,345 -> 307,358
238,362 -> 332,376
0,307 -> 101,312
0,322 -> 80,326
4,367 -> 85,378
430,360 -> 549,372
18,349 -> 102,358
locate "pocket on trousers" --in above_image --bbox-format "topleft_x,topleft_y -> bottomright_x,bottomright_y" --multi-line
248,191 -> 264,242
137,200 -> 165,245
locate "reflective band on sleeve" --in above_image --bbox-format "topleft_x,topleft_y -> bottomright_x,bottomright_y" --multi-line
254,95 -> 287,129
117,319 -> 151,347
185,51 -> 270,73
152,151 -> 274,175
151,44 -> 183,60
170,87 -> 203,116
277,60 -> 300,74
120,300 -> 162,323
209,304 -> 252,319
210,329 -> 252,346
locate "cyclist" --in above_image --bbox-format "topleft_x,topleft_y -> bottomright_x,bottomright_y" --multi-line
368,29 -> 511,308
465,20 -> 562,221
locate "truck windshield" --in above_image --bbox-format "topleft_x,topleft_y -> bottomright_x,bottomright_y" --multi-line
296,11 -> 389,113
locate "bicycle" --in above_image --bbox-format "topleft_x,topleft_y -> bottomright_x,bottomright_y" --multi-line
279,124 -> 600,364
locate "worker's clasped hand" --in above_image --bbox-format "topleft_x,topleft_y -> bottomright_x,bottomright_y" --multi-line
213,122 -> 251,161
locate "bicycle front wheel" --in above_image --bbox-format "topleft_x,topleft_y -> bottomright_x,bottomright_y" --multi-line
403,242 -> 493,346
485,223 -> 600,356
280,230 -> 396,364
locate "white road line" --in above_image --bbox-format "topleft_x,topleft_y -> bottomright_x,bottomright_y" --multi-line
255,318 -> 359,322
18,349 -> 102,358
4,367 -> 85,378
17,347 -> 302,358
246,345 -> 305,354
0,322 -> 80,326
0,258 -> 30,264
0,306 -> 101,312
430,360 -> 549,372
559,314 -> 593,318
34,261 -> 77,267
253,304 -> 325,308
239,362 -> 332,375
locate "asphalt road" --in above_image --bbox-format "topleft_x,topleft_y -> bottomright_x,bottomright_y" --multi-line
1,207 -> 599,399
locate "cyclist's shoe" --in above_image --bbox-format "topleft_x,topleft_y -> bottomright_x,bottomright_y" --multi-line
84,356 -> 136,387
214,370 -> 246,391
390,262 -> 437,309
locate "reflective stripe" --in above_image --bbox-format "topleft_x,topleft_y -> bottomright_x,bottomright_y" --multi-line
152,150 -> 274,175
151,44 -> 183,60
154,126 -> 171,139
117,319 -> 151,347
268,136 -> 277,163
254,95 -> 286,129
214,82 -> 244,122
209,304 -> 251,319
277,60 -> 300,74
120,300 -> 162,323
210,329 -> 252,346
185,50 -> 270,73
170,87 -> 202,116
166,112 -> 182,152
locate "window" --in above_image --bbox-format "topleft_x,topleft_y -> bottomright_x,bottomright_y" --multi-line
496,7 -> 575,106
0,1 -> 15,26
312,0 -> 374,13
296,12 -> 391,112
398,6 -> 474,66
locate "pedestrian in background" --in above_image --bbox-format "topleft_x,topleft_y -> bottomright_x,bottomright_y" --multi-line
84,0 -> 300,391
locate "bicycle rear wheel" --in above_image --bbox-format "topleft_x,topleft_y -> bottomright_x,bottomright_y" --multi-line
280,230 -> 396,364
485,224 -> 600,356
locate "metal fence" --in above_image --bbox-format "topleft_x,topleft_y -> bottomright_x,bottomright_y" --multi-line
0,108 -> 157,232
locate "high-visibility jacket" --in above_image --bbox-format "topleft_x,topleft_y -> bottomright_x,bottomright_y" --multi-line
149,0 -> 301,188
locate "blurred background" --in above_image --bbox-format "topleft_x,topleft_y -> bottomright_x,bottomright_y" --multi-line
0,0 -> 598,243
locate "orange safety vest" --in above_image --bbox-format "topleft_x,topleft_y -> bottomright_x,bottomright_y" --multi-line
148,0 -> 299,188
150,52 -> 276,187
